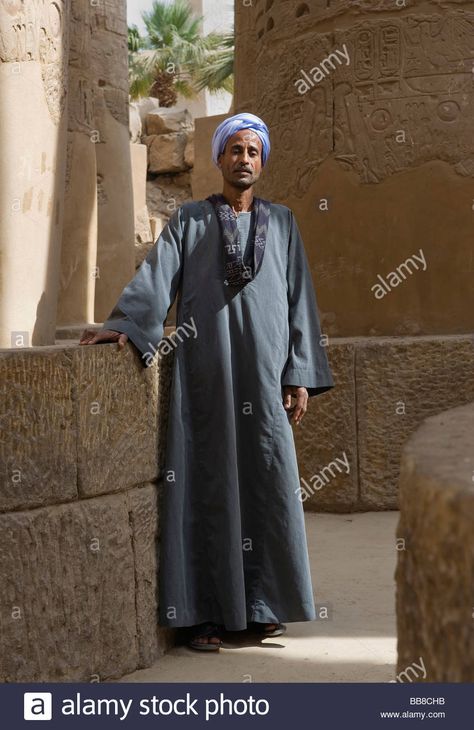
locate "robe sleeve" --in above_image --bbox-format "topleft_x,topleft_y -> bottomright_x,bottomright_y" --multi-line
101,206 -> 184,367
281,210 -> 335,398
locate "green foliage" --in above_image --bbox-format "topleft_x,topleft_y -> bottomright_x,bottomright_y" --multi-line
127,0 -> 234,104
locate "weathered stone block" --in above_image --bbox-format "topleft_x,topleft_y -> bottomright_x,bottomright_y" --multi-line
146,171 -> 192,221
134,206 -> 154,247
73,342 -> 168,497
131,143 -> 153,247
0,493 -> 138,681
396,402 -> 474,681
184,131 -> 194,168
134,97 -> 160,124
127,483 -> 175,665
295,341 -> 357,512
129,104 -> 143,143
0,348 -> 77,513
146,108 -> 194,136
191,113 -> 228,200
357,336 -> 474,509
144,132 -> 189,173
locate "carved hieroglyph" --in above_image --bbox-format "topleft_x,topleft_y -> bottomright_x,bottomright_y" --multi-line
233,0 -> 474,339
236,1 -> 474,195
333,14 -> 474,183
0,0 -> 70,347
0,0 -> 69,124
251,35 -> 334,202
89,0 -> 135,323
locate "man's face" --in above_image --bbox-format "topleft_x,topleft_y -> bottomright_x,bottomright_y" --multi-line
217,129 -> 263,189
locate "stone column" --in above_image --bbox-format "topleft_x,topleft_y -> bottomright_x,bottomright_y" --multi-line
0,0 -> 70,347
56,0 -> 98,327
396,402 -> 474,681
234,0 -> 474,337
92,0 -> 135,323
56,0 -> 134,329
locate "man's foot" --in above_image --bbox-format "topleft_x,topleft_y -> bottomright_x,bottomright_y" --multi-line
248,621 -> 287,637
188,622 -> 223,651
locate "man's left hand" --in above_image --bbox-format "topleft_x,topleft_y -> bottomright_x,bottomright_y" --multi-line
283,386 -> 308,425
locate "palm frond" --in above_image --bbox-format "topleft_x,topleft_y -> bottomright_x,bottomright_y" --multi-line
173,78 -> 197,98
128,0 -> 235,101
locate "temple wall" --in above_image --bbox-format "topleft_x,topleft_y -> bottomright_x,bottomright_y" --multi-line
0,0 -> 135,343
234,0 -> 474,336
0,342 -> 174,681
396,401 -> 474,681
191,113 -> 229,200
0,0 -> 70,347
293,334 -> 474,511
0,332 -> 473,678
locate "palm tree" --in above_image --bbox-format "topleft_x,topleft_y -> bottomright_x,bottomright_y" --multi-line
128,25 -> 144,53
128,0 -> 233,105
193,32 -> 234,94
128,24 -> 152,99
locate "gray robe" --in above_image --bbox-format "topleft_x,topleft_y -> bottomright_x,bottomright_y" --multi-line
103,199 -> 335,631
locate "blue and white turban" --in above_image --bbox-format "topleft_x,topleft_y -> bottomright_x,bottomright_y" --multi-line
211,112 -> 271,168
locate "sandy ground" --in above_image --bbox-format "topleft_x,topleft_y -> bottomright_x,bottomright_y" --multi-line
117,511 -> 399,683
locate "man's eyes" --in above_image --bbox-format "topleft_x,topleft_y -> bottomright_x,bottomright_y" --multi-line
232,149 -> 258,155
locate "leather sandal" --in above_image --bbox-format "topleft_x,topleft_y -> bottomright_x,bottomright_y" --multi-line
248,621 -> 287,637
188,622 -> 223,651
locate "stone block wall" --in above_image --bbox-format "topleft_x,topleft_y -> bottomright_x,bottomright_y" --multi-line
395,402 -> 474,681
295,334 -> 474,512
1,333 -> 473,680
191,113 -> 230,200
0,343 -> 174,681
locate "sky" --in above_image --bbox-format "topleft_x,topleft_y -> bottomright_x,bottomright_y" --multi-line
127,0 -> 234,37
127,0 -> 166,33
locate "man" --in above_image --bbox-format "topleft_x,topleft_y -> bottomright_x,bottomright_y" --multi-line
80,112 -> 335,652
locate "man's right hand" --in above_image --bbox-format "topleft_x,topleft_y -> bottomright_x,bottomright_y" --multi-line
79,328 -> 129,349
